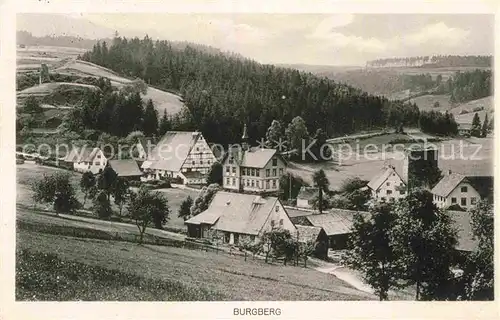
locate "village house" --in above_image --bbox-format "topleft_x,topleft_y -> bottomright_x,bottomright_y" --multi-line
291,208 -> 371,250
108,159 -> 143,181
134,136 -> 151,161
62,147 -> 107,174
457,123 -> 472,137
295,225 -> 329,259
184,191 -> 296,245
141,131 -> 217,185
296,186 -> 318,208
431,172 -> 493,210
222,125 -> 287,194
367,165 -> 407,202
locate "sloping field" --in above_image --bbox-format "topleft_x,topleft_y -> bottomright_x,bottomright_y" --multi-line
410,94 -> 455,112
56,60 -> 185,114
289,137 -> 493,190
17,82 -> 99,97
450,96 -> 494,123
17,230 -> 374,300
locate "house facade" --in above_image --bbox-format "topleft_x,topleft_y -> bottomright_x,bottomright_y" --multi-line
222,148 -> 287,194
185,191 -> 296,245
63,147 -> 107,174
296,186 -> 318,208
367,165 -> 407,202
431,173 -> 493,210
141,131 -> 217,184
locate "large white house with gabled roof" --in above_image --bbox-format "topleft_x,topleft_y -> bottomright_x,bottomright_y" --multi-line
367,165 -> 407,202
62,147 -> 107,174
222,125 -> 287,193
185,191 -> 296,245
141,131 -> 217,184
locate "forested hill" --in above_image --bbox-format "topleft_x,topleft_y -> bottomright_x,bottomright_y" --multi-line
79,36 -> 415,145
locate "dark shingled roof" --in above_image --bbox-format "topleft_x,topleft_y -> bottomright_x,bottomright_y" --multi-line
295,225 -> 324,243
305,208 -> 370,236
108,159 -> 143,177
431,173 -> 493,199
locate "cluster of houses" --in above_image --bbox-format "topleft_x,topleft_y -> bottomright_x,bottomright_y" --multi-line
56,126 -> 492,259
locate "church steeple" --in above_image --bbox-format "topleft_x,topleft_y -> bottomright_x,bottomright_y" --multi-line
241,124 -> 249,151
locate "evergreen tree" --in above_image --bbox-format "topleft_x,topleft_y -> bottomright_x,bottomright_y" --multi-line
80,171 -> 96,207
481,114 -> 489,138
158,109 -> 171,136
471,113 -> 482,137
206,162 -> 223,186
142,99 -> 159,137
312,169 -> 329,214
265,120 -> 285,149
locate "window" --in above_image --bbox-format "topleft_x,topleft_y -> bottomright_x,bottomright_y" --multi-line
251,180 -> 255,187
229,158 -> 234,164
266,180 -> 270,189
226,166 -> 230,173
196,147 -> 199,151
200,160 -> 203,165
279,168 -> 283,175
272,179 -> 277,188
226,178 -> 230,185
272,169 -> 277,177
386,182 -> 390,186
241,168 -> 245,175
461,198 -> 467,206
272,158 -> 277,166
256,170 -> 260,177
279,219 -> 283,226
387,190 -> 392,195
232,178 -> 235,186
95,161 -> 100,166
192,161 -> 195,165
266,169 -> 270,177
251,168 -> 255,176
461,186 -> 468,193
275,206 -> 279,212
381,197 -> 386,202
451,197 -> 457,204
271,220 -> 275,227
232,167 -> 236,173
208,160 -> 211,165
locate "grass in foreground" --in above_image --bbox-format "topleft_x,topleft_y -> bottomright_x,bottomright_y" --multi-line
17,230 -> 375,301
16,249 -> 223,301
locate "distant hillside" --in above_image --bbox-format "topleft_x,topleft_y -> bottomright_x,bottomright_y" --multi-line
366,55 -> 492,68
17,31 -> 107,49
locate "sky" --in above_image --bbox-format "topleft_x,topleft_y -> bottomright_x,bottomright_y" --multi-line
17,13 -> 494,66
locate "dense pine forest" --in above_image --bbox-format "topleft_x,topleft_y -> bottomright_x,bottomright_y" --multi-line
78,36 -> 427,145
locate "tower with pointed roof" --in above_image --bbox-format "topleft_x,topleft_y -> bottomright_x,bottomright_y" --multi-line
241,123 -> 249,151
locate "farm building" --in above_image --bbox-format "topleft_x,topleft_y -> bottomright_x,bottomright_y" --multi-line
295,225 -> 329,259
296,186 -> 318,208
367,165 -> 407,203
431,172 -> 493,210
108,159 -> 143,181
457,123 -> 472,137
222,125 -> 287,194
141,131 -> 217,185
291,208 -> 370,250
134,136 -> 151,161
185,191 -> 296,245
62,147 -> 107,174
